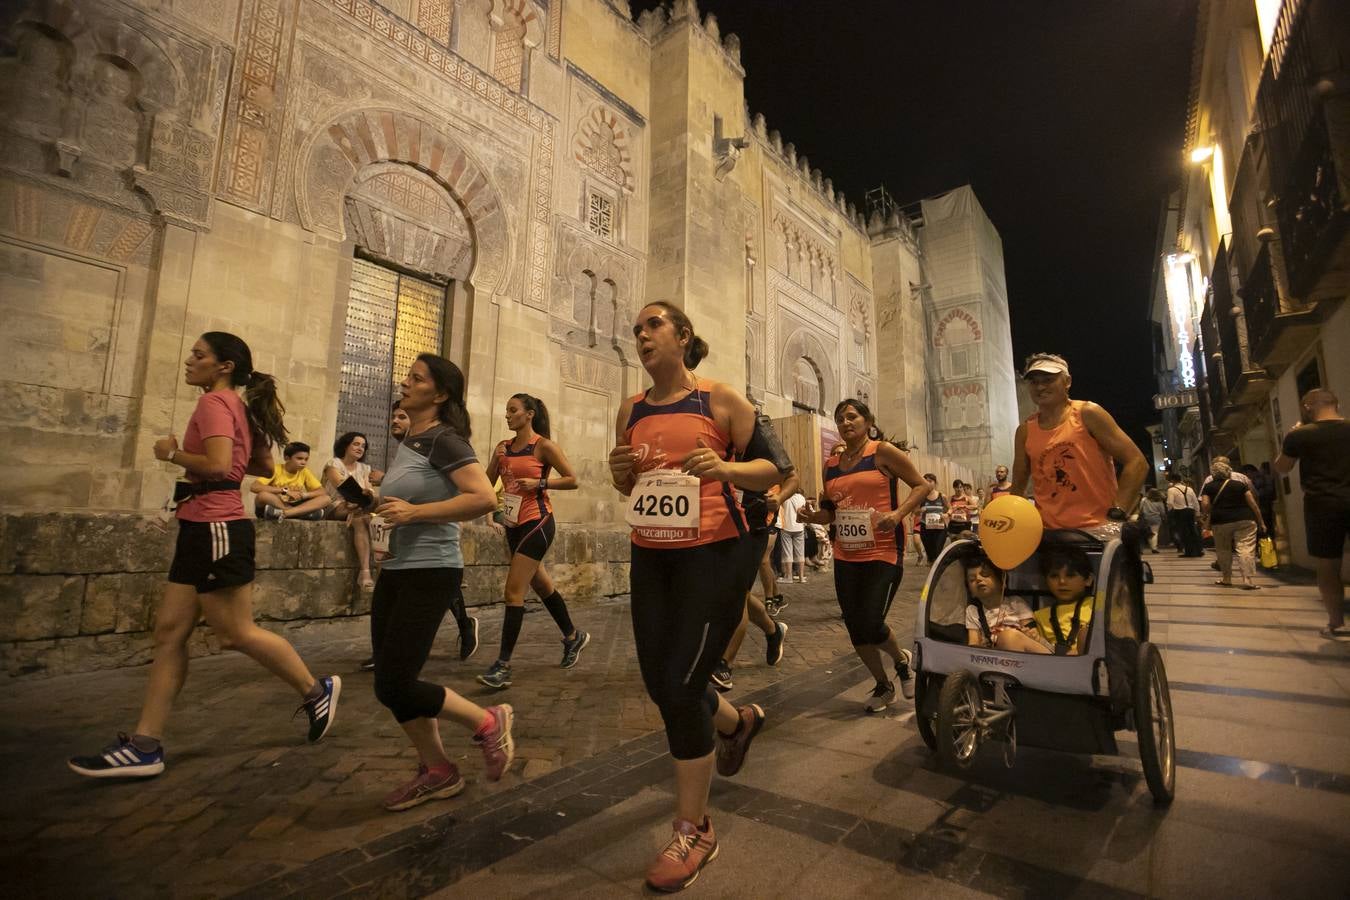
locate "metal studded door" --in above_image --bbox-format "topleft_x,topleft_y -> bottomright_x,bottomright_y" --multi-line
335,258 -> 445,471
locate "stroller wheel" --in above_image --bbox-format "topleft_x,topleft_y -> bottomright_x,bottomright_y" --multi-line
937,670 -> 981,769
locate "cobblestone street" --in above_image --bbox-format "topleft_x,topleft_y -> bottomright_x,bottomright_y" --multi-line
4,555 -> 1349,898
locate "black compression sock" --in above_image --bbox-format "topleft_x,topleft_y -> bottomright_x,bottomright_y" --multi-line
499,605 -> 525,662
541,591 -> 575,637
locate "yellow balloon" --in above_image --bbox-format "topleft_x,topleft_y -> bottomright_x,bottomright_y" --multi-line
979,495 -> 1044,570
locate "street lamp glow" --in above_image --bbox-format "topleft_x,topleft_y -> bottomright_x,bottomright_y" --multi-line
1189,145 -> 1215,164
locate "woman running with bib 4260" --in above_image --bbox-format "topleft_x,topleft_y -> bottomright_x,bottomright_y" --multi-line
68,332 -> 340,779
478,393 -> 589,690
610,301 -> 784,892
802,399 -> 928,714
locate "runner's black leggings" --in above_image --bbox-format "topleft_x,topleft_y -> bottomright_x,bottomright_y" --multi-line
371,567 -> 461,723
919,528 -> 947,563
834,559 -> 902,647
630,538 -> 755,760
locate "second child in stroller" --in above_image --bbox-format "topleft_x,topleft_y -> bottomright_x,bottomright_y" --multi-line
1033,546 -> 1096,656
964,555 -> 1051,653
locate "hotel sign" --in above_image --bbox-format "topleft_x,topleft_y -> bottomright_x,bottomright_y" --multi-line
1153,390 -> 1198,410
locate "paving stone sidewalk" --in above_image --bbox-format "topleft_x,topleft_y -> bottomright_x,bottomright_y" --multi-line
1,564 -> 882,898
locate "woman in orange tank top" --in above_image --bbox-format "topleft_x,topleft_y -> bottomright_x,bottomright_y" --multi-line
802,399 -> 929,715
609,301 -> 781,892
1011,353 -> 1148,531
478,393 -> 589,691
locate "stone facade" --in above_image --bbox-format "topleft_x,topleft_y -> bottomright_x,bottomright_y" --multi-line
0,514 -> 630,676
0,0 -> 1018,673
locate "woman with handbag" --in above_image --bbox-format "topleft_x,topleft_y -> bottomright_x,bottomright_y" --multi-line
69,332 -> 341,779
1201,459 -> 1267,590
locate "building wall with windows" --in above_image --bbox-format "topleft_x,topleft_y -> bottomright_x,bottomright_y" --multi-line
0,0 -> 1017,519
1158,0 -> 1349,568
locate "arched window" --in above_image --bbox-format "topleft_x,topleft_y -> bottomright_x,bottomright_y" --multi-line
792,357 -> 823,414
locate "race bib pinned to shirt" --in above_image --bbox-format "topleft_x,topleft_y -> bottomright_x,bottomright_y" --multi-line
923,511 -> 944,529
836,507 -> 875,550
627,471 -> 700,541
502,492 -> 523,527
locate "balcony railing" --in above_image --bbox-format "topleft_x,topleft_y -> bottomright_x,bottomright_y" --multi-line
1199,292 -> 1225,417
1255,0 -> 1348,299
1242,244 -> 1278,359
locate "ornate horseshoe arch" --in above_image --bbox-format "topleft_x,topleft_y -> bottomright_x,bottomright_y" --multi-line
296,107 -> 512,299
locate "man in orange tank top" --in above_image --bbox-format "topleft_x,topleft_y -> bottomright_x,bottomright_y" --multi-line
1011,353 -> 1148,531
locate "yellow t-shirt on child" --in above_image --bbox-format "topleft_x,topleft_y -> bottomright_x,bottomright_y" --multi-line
1033,599 -> 1095,648
257,464 -> 322,493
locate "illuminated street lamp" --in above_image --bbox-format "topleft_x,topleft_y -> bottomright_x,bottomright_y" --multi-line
1189,145 -> 1215,163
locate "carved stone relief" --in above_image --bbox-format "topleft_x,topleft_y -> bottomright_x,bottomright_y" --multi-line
298,107 -> 511,298
344,162 -> 474,280
1,0 -> 222,229
548,218 -> 639,360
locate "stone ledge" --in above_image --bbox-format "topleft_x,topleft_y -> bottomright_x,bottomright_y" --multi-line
0,513 -> 632,678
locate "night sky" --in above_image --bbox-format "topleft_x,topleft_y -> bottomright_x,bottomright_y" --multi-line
633,0 -> 1198,451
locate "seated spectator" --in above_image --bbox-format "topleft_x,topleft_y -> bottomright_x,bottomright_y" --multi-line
324,431 -> 384,589
251,442 -> 328,520
964,555 -> 1051,653
1033,546 -> 1096,655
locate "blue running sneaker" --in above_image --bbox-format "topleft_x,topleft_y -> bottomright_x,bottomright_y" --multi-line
68,733 -> 165,779
477,660 -> 513,690
299,675 -> 341,743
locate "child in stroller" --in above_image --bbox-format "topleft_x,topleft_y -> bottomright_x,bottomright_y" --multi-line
963,554 -> 1051,653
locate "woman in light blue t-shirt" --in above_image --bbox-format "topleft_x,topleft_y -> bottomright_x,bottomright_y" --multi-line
368,353 -> 514,812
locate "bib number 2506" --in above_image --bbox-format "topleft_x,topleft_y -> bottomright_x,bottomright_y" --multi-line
626,472 -> 700,541
836,508 -> 875,550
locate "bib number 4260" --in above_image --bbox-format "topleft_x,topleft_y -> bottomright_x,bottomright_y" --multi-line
632,493 -> 690,518
626,472 -> 700,541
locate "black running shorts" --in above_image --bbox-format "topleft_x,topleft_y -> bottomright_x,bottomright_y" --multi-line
1304,496 -> 1350,559
505,515 -> 556,561
168,519 -> 256,593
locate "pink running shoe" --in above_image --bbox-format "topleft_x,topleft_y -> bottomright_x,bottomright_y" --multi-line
645,818 -> 719,893
474,704 -> 514,781
382,764 -> 465,812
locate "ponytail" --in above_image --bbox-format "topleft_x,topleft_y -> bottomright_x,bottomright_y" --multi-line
199,331 -> 288,448
511,392 -> 551,439
244,371 -> 289,447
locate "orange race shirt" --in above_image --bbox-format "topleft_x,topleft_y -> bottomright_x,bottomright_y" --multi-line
823,440 -> 899,564
624,379 -> 748,549
1024,400 -> 1118,530
496,438 -> 551,525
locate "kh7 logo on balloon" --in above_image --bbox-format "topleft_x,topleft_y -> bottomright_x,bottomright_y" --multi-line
981,515 -> 1013,534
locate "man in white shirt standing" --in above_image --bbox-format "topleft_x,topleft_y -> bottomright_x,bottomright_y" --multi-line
1165,470 -> 1203,557
779,491 -> 808,583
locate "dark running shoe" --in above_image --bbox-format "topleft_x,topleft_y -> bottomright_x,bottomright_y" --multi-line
864,680 -> 896,714
715,704 -> 765,777
896,649 -> 915,700
68,733 -> 164,779
769,595 -> 788,616
709,660 -> 733,692
299,675 -> 341,743
477,660 -> 513,690
560,630 -> 590,669
460,616 -> 480,661
765,622 -> 788,667
360,657 -> 375,671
